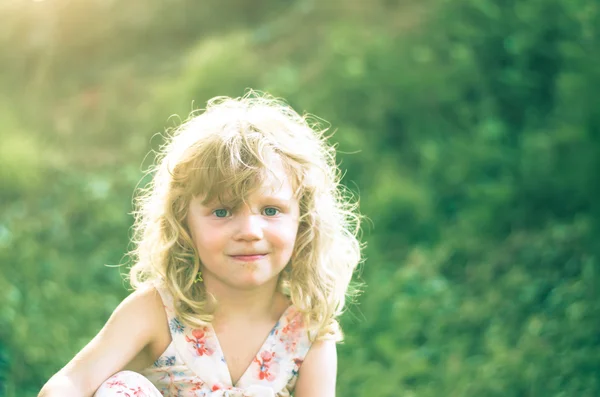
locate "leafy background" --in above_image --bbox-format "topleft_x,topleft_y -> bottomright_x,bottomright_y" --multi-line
1,0 -> 599,396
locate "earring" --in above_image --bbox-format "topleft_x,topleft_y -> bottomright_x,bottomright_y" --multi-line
194,270 -> 204,283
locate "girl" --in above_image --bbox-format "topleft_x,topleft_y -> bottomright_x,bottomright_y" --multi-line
39,93 -> 362,397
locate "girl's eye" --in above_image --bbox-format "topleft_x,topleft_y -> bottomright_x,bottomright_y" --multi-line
263,207 -> 279,216
213,209 -> 230,218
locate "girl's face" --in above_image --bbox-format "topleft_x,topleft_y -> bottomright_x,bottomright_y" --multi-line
186,162 -> 300,293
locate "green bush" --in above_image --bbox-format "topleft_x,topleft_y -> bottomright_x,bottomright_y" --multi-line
0,0 -> 598,395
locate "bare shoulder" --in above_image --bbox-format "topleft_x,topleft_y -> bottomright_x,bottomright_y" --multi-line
41,285 -> 168,396
104,285 -> 168,343
294,339 -> 338,397
121,286 -> 172,368
118,285 -> 166,320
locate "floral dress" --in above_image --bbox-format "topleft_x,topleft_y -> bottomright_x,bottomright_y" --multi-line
94,287 -> 313,397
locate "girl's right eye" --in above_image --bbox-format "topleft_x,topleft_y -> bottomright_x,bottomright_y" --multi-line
213,209 -> 230,218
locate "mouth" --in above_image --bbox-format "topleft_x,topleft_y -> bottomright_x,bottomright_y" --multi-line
229,254 -> 267,262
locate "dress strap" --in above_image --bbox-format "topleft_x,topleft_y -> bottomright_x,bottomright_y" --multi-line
152,284 -> 179,324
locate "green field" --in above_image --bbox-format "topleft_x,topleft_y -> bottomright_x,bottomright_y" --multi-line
1,0 -> 599,395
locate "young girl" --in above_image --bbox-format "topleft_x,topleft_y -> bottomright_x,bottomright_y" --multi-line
39,93 -> 362,397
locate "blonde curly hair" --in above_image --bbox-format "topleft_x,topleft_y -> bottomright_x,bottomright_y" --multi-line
128,92 -> 362,342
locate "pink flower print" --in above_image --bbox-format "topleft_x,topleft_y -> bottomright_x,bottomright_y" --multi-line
283,340 -> 297,353
189,380 -> 205,392
281,313 -> 303,336
280,313 -> 304,352
254,351 -> 279,381
107,379 -> 127,388
185,327 -> 214,357
129,386 -> 149,397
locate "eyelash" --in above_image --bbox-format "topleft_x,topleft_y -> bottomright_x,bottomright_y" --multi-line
212,207 -> 281,218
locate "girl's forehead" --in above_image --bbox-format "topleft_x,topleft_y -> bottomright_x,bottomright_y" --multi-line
195,163 -> 300,205
251,172 -> 296,199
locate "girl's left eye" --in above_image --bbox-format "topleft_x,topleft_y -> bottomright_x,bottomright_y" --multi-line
263,207 -> 279,216
213,209 -> 230,218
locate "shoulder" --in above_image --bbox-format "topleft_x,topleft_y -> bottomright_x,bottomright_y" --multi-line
99,286 -> 168,351
294,339 -> 337,397
117,286 -> 166,322
99,285 -> 171,361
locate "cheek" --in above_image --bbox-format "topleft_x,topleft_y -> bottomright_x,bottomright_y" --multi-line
275,220 -> 300,248
193,227 -> 223,253
187,217 -> 216,253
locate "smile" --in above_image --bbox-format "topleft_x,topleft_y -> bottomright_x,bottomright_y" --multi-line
230,254 -> 267,262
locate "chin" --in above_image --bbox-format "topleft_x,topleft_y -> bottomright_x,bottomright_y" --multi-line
231,274 -> 279,290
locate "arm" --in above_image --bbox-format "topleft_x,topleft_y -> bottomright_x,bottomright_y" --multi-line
294,339 -> 338,397
38,287 -> 167,397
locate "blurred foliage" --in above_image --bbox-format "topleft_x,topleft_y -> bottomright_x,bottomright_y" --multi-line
1,0 -> 599,396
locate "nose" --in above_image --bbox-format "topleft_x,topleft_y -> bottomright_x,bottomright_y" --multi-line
234,213 -> 264,241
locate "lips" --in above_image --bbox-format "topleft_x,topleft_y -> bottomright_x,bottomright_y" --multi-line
230,254 -> 267,262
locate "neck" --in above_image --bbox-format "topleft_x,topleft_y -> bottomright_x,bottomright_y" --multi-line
204,278 -> 284,323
